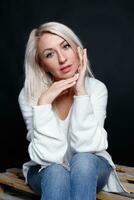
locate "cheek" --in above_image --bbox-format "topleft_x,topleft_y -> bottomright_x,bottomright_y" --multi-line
72,53 -> 79,66
70,49 -> 79,62
42,60 -> 55,72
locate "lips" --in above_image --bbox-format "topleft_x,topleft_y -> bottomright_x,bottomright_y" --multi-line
60,65 -> 72,71
60,65 -> 72,74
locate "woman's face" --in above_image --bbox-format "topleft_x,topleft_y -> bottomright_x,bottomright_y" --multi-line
37,33 -> 79,80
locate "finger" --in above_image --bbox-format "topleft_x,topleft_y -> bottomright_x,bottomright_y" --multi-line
57,74 -> 79,85
61,80 -> 76,91
61,77 -> 77,86
77,46 -> 83,67
83,48 -> 87,71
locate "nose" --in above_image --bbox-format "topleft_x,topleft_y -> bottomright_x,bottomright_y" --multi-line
57,51 -> 67,64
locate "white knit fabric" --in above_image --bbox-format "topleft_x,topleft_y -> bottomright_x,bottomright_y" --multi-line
18,76 -> 128,193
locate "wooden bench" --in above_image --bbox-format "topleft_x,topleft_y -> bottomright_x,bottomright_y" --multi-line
0,165 -> 134,200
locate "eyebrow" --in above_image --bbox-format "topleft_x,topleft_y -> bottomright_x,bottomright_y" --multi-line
42,39 -> 66,53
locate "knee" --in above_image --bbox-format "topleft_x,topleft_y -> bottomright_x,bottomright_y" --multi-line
71,152 -> 98,175
41,163 -> 70,196
41,163 -> 69,184
40,164 -> 70,199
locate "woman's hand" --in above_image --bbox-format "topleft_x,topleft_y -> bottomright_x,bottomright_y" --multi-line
38,74 -> 79,105
75,47 -> 87,96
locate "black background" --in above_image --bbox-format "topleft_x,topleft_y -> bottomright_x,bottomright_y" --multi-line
1,0 -> 134,171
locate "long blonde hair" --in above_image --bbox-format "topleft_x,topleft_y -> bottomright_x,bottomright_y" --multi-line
24,22 -> 94,104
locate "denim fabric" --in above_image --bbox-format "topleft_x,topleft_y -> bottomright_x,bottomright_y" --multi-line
27,152 -> 112,200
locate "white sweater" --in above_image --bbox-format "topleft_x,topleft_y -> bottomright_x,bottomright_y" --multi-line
18,76 -> 127,193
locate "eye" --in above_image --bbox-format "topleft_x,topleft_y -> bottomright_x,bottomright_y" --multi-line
63,43 -> 71,49
45,52 -> 55,58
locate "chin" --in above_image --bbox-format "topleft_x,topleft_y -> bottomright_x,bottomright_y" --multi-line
62,73 -> 75,79
55,68 -> 78,80
64,69 -> 78,78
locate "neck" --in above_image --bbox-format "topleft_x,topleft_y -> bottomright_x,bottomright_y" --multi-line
60,87 -> 74,97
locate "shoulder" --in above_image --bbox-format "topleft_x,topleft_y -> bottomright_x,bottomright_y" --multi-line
85,76 -> 107,90
18,87 -> 30,107
18,88 -> 38,107
85,76 -> 108,97
18,88 -> 25,103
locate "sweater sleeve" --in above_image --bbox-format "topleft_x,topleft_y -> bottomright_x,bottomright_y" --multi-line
70,81 -> 108,153
18,89 -> 67,164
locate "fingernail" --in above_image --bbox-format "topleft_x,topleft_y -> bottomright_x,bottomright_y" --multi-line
77,46 -> 81,52
75,73 -> 79,77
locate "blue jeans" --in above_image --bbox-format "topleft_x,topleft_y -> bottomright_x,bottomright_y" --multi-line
27,153 -> 112,200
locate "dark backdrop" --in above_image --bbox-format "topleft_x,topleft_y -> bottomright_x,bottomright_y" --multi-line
1,0 -> 134,171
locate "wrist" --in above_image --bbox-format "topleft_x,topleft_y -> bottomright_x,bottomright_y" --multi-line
37,97 -> 52,105
75,89 -> 87,96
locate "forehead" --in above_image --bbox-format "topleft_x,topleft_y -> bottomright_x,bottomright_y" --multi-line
37,33 -> 65,52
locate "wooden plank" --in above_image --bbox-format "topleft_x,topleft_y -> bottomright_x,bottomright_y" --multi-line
97,191 -> 132,200
116,165 -> 134,177
0,165 -> 134,200
6,168 -> 23,178
121,182 -> 134,193
0,191 -> 133,200
0,192 -> 36,200
118,172 -> 134,183
0,172 -> 37,195
0,185 -> 4,193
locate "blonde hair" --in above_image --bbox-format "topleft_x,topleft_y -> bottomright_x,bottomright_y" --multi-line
24,21 -> 94,104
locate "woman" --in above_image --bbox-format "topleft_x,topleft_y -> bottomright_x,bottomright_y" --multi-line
18,22 -> 127,200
